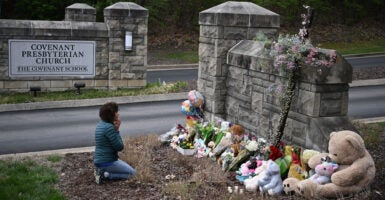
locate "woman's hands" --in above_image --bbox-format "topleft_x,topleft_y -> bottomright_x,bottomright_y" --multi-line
113,112 -> 121,132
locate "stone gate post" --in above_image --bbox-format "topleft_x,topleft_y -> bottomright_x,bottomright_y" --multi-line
198,1 -> 280,121
65,3 -> 96,22
104,2 -> 148,89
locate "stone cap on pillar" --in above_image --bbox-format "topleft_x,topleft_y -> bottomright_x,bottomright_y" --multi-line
104,2 -> 148,18
199,1 -> 279,27
228,40 -> 353,84
65,3 -> 96,22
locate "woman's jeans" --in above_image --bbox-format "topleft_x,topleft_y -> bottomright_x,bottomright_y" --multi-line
98,159 -> 136,180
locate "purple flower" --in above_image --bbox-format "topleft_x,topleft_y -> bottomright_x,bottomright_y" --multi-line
270,34 -> 337,71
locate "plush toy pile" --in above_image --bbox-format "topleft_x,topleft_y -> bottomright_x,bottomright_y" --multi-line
159,91 -> 376,199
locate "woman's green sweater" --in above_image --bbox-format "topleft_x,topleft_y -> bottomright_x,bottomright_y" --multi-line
94,121 -> 124,165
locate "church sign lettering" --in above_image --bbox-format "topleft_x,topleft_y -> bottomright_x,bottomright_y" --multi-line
9,40 -> 95,77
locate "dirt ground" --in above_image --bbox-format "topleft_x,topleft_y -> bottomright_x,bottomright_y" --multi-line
57,129 -> 385,200
58,144 -> 238,200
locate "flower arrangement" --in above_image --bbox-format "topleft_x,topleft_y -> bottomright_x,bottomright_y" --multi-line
270,34 -> 337,71
268,5 -> 338,147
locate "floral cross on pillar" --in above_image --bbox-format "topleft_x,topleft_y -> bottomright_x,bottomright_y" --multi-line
270,5 -> 337,147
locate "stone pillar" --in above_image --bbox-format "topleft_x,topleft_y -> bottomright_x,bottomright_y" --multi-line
65,3 -> 96,22
226,40 -> 354,150
104,2 -> 148,89
198,1 -> 280,121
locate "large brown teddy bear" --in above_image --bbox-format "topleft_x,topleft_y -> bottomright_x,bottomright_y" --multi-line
295,130 -> 375,199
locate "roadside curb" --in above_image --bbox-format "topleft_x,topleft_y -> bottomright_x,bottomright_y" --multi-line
147,63 -> 198,71
0,146 -> 95,159
0,92 -> 188,113
350,78 -> 385,87
353,117 -> 385,124
344,52 -> 385,58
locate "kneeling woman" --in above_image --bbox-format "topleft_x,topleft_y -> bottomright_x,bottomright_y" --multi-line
94,102 -> 136,184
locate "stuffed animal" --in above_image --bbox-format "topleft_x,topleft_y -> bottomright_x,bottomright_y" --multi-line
288,147 -> 307,180
296,130 -> 376,199
274,145 -> 292,176
244,160 -> 268,192
258,160 -> 284,196
229,124 -> 244,144
230,143 -> 241,157
238,156 -> 262,176
301,149 -> 320,178
282,177 -> 300,195
220,121 -> 231,132
217,124 -> 245,171
309,161 -> 338,184
219,150 -> 234,171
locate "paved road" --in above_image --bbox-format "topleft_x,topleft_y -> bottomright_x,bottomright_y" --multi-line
345,54 -> 385,69
0,100 -> 185,154
147,55 -> 385,83
348,85 -> 385,119
0,55 -> 384,155
148,68 -> 197,83
0,84 -> 384,155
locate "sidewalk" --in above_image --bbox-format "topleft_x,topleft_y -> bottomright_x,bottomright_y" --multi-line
349,78 -> 385,87
0,146 -> 94,159
0,92 -> 188,113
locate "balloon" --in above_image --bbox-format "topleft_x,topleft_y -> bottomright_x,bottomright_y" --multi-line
187,90 -> 204,108
180,100 -> 199,116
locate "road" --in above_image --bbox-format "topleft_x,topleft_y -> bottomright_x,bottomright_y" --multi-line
345,54 -> 385,69
147,55 -> 385,83
0,84 -> 383,155
0,55 -> 384,154
348,85 -> 385,119
148,68 -> 197,83
0,100 -> 185,154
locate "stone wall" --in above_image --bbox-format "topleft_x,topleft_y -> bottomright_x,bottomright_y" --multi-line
0,2 -> 148,92
198,1 -> 280,120
198,2 -> 355,151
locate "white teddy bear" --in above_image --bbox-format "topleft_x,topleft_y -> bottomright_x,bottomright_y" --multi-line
243,160 -> 268,192
258,160 -> 284,196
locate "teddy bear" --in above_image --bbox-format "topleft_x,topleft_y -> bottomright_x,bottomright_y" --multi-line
258,159 -> 284,196
309,161 -> 338,184
236,156 -> 263,182
295,130 -> 376,199
283,159 -> 337,196
243,160 -> 268,192
282,177 -> 300,195
229,124 -> 245,146
300,149 -> 320,178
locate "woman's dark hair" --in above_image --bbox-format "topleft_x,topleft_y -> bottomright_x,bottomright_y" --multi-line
99,102 -> 119,123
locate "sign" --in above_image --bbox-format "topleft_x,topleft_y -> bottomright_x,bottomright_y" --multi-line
125,31 -> 132,51
9,40 -> 95,77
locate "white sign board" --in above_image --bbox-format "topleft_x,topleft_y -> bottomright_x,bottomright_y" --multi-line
9,40 -> 95,77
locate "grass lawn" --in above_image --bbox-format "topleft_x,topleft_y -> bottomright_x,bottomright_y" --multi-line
0,81 -> 192,104
154,39 -> 385,64
0,156 -> 65,200
320,39 -> 385,55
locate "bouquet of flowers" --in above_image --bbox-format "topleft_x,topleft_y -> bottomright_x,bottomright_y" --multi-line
270,34 -> 337,71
